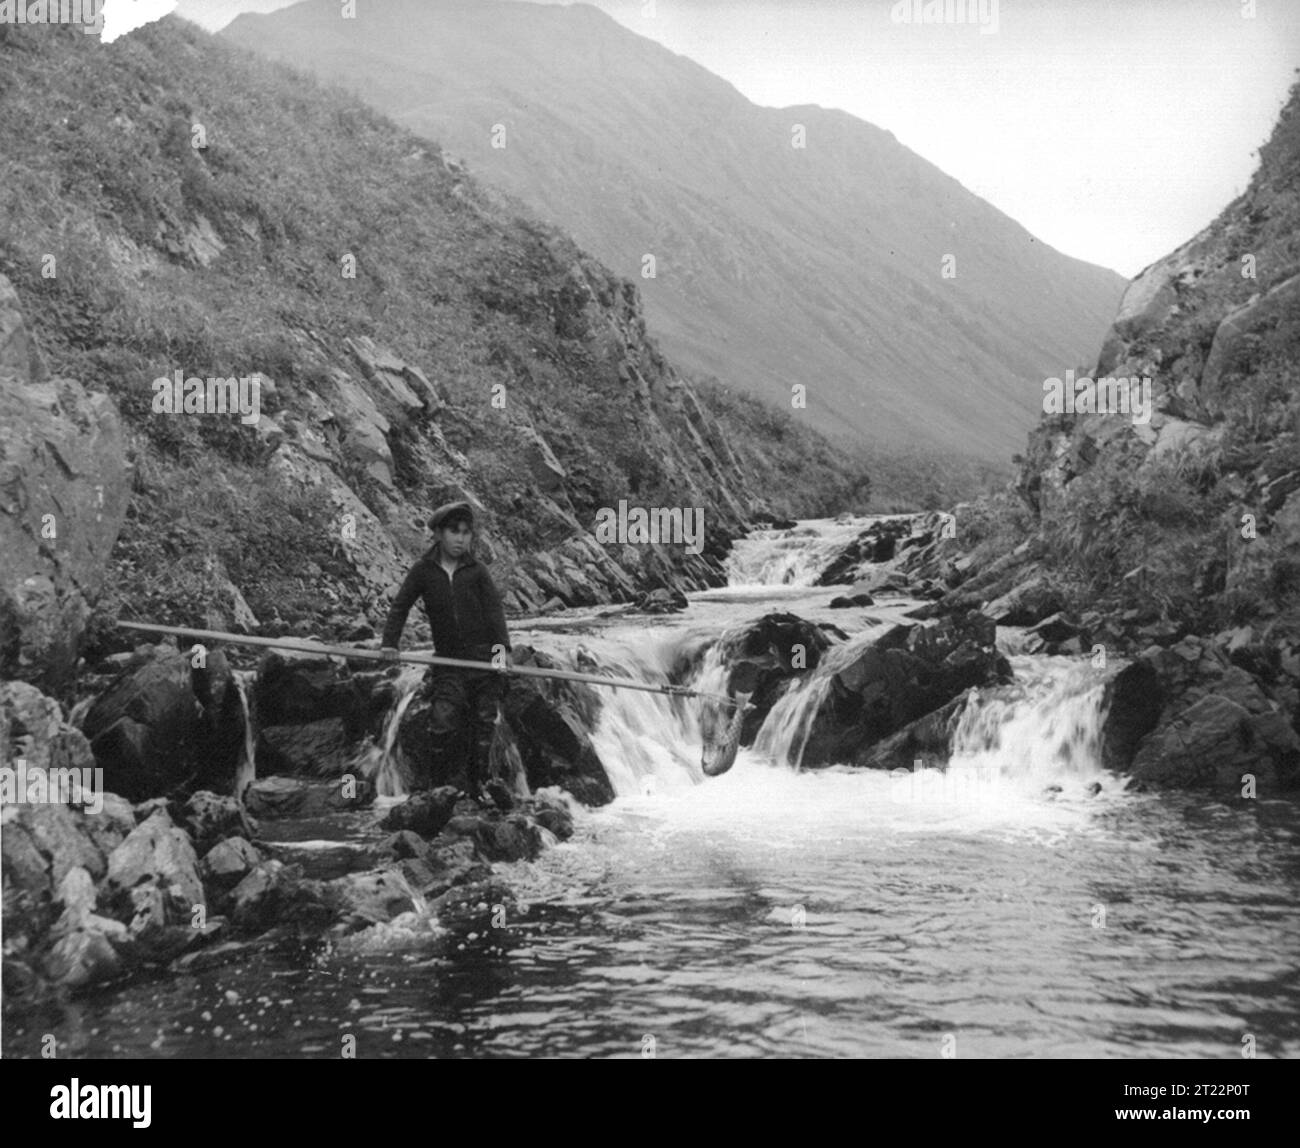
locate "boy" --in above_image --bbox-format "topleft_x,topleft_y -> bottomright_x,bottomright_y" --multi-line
380,501 -> 512,802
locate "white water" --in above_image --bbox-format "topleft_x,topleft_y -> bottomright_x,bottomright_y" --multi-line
34,516 -> 1300,1059
232,670 -> 258,802
724,515 -> 892,587
350,665 -> 425,798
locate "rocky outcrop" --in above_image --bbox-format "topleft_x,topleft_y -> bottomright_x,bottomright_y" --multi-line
498,647 -> 613,805
78,643 -> 248,800
3,769 -> 574,1001
0,275 -> 130,694
802,611 -> 1013,768
1104,636 -> 1300,792
712,612 -> 841,742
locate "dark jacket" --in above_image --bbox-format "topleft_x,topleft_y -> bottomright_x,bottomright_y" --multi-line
381,550 -> 511,659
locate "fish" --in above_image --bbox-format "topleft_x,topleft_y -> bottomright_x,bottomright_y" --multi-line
701,692 -> 755,777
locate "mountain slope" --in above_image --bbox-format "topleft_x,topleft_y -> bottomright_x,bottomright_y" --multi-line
1,17 -> 873,672
223,0 -> 1126,461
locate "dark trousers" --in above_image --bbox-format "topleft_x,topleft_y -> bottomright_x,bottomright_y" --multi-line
423,667 -> 504,791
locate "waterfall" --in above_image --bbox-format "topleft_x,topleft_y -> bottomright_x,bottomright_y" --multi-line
573,632 -> 720,797
349,666 -> 426,798
584,622 -> 1115,797
350,522 -> 1117,807
749,630 -> 877,771
232,669 -> 258,802
725,515 -> 912,587
946,655 -> 1111,784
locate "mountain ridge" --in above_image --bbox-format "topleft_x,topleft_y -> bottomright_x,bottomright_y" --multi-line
222,0 -> 1127,462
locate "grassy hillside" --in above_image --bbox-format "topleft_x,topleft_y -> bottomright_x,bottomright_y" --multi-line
0,18 -> 882,649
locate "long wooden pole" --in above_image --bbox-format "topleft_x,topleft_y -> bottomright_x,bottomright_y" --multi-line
115,620 -> 738,707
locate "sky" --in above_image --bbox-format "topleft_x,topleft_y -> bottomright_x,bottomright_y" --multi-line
135,0 -> 1300,277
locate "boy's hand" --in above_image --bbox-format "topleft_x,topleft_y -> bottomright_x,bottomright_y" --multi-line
379,646 -> 400,663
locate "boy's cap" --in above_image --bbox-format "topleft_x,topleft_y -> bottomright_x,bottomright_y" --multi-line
428,500 -> 474,531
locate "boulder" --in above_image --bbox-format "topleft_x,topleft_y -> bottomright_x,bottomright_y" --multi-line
252,652 -> 378,736
258,718 -> 355,775
379,787 -> 459,837
1098,661 -> 1164,771
712,612 -> 837,740
41,927 -> 122,990
4,801 -> 105,893
181,790 -> 254,853
322,869 -> 423,931
200,836 -> 261,892
802,611 -> 1013,767
104,808 -> 204,927
1130,693 -> 1300,791
442,810 -> 544,863
80,644 -> 246,800
852,695 -> 969,771
981,572 -> 1065,627
498,647 -> 613,805
243,775 -> 372,820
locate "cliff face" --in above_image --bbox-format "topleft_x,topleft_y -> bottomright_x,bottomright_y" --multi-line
1017,78 -> 1300,630
920,80 -> 1300,791
0,19 -> 777,688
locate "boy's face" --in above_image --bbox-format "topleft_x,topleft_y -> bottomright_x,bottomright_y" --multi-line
436,520 -> 472,560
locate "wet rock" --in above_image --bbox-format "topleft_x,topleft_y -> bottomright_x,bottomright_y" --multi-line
227,861 -> 332,932
1099,661 -> 1164,772
1130,694 -> 1300,790
529,790 -> 574,841
803,611 -> 1012,767
634,587 -> 688,614
252,652 -> 377,738
41,928 -> 122,989
829,593 -> 875,609
379,786 -> 459,836
1026,613 -> 1080,645
479,814 -> 544,862
322,869 -> 422,931
852,695 -> 969,771
200,836 -> 261,892
500,649 -> 613,805
181,790 -> 254,853
714,612 -> 837,741
376,829 -> 433,863
815,517 -> 915,583
440,810 -> 545,862
171,939 -> 261,974
244,775 -> 372,820
258,718 -> 355,775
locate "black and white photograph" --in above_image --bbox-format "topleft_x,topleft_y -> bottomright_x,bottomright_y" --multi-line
1,0 -> 1297,1093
